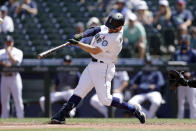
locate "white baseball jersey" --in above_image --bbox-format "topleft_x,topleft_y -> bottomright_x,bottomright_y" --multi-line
0,47 -> 23,66
0,16 -> 14,33
0,47 -> 24,118
90,25 -> 123,64
74,25 -> 124,107
113,71 -> 129,90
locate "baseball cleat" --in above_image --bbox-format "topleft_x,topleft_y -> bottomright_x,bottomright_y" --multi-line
50,111 -> 66,124
133,104 -> 146,124
50,119 -> 65,124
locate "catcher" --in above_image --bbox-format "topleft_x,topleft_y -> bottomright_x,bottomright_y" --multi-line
168,70 -> 196,90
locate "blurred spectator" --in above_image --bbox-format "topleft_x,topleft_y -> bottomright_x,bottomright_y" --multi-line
171,0 -> 193,29
90,71 -> 129,118
0,6 -> 14,33
177,26 -> 188,45
135,0 -> 153,26
110,0 -> 132,20
126,0 -> 142,10
16,0 -> 38,17
39,55 -> 80,117
123,13 -> 146,59
86,17 -> 101,29
93,0 -> 111,10
154,0 -> 172,30
82,17 -> 101,44
128,55 -> 165,118
4,0 -> 19,17
0,35 -> 24,118
190,26 -> 196,49
74,22 -> 85,34
173,34 -> 196,118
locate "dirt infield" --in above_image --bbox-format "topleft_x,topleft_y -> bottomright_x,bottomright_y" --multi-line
1,121 -> 196,130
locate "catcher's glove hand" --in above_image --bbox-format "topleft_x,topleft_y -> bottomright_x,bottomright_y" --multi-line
168,70 -> 188,91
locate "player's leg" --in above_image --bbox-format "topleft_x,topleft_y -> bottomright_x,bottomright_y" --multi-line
91,63 -> 146,123
177,86 -> 186,118
186,88 -> 196,118
48,90 -> 76,117
128,94 -> 146,106
128,94 -> 148,116
39,92 -> 56,112
61,89 -> 76,117
51,66 -> 94,123
1,77 -> 11,118
10,74 -> 24,118
147,91 -> 162,118
112,92 -> 123,101
90,94 -> 108,118
39,96 -> 45,112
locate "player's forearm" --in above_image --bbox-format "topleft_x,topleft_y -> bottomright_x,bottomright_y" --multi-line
119,81 -> 128,92
77,42 -> 102,55
0,61 -> 11,67
7,52 -> 18,65
26,8 -> 38,15
183,20 -> 192,27
22,4 -> 38,15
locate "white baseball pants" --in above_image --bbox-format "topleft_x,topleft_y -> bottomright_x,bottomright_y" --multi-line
90,92 -> 123,118
1,73 -> 24,118
178,86 -> 196,118
128,91 -> 162,118
74,62 -> 115,106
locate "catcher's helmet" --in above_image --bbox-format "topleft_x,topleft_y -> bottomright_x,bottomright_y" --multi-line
105,13 -> 125,29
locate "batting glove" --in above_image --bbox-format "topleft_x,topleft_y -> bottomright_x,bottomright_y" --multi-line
68,39 -> 79,45
73,33 -> 84,41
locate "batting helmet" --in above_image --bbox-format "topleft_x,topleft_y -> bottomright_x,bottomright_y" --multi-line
105,13 -> 125,29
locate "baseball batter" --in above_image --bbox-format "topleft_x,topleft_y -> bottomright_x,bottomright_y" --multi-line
0,35 -> 24,118
50,13 -> 146,124
90,71 -> 129,117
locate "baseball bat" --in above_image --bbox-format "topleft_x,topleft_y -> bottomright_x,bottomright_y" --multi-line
37,42 -> 70,59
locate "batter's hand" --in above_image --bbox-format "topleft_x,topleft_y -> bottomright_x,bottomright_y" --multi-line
68,39 -> 79,45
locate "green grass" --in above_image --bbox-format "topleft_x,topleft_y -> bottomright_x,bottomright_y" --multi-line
1,118 -> 196,123
0,118 -> 196,131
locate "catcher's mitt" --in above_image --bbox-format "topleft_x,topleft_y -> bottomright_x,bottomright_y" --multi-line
168,70 -> 188,91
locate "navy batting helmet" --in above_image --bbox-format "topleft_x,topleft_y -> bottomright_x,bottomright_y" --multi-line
105,13 -> 125,29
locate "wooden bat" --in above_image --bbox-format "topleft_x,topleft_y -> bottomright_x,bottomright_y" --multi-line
37,42 -> 70,59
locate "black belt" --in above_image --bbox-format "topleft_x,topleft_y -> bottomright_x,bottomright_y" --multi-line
92,57 -> 104,63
